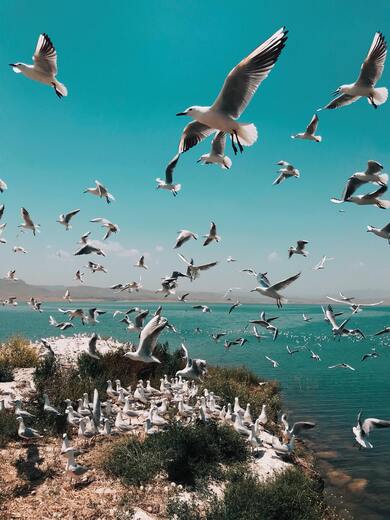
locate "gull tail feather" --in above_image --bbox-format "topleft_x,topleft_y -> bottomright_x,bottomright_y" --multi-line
377,199 -> 390,209
223,156 -> 232,169
237,123 -> 258,146
53,80 -> 68,98
369,87 -> 388,106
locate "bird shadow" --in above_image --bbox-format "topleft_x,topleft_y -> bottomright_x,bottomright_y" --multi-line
13,444 -> 57,495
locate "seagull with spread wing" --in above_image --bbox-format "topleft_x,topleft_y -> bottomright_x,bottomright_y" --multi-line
197,131 -> 232,170
176,343 -> 207,381
90,218 -> 119,240
273,161 -> 300,185
321,32 -> 387,110
57,209 -> 80,231
251,272 -> 301,308
19,208 -> 39,235
84,180 -> 115,203
177,253 -> 218,281
203,222 -> 220,246
288,240 -> 309,259
367,222 -> 390,243
124,314 -> 168,364
10,33 -> 67,98
331,184 -> 390,209
353,411 -> 390,448
174,229 -> 198,249
291,114 -> 322,142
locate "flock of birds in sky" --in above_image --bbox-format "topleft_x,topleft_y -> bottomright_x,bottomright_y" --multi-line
1,26 -> 390,481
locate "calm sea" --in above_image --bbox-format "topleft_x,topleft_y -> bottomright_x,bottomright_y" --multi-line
2,301 -> 390,519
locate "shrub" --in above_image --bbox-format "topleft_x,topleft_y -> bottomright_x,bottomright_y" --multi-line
0,410 -> 18,447
0,361 -> 14,382
101,422 -> 249,489
0,336 -> 39,369
201,366 -> 281,428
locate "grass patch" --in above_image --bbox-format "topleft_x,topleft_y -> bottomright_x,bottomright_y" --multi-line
0,335 -> 39,370
101,422 -> 249,488
0,410 -> 18,447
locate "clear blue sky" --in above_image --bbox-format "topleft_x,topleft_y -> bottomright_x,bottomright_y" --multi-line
0,0 -> 389,297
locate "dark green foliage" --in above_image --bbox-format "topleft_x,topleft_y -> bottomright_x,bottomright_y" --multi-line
101,422 -> 249,488
0,360 -> 14,382
0,410 -> 18,447
168,468 -> 341,520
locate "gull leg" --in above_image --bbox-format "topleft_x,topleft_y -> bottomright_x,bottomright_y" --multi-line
369,96 -> 377,109
230,133 -> 238,155
234,131 -> 244,153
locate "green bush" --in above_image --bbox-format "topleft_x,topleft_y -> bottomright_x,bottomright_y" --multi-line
0,360 -> 14,382
101,422 -> 249,488
0,336 -> 39,369
0,410 -> 18,447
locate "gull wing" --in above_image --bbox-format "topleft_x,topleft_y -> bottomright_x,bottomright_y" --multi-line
177,253 -> 192,266
356,32 -> 387,87
290,421 -> 316,436
257,272 -> 271,288
343,177 -> 364,200
165,153 -> 180,184
137,315 -> 167,357
180,343 -> 191,366
273,173 -> 285,185
366,160 -> 383,175
270,272 -> 301,292
326,296 -> 347,304
305,114 -> 319,134
211,131 -> 226,155
297,240 -> 308,251
381,223 -> 390,233
197,261 -> 218,271
324,94 -> 360,110
325,305 -> 338,328
33,33 -> 57,75
211,27 -> 288,118
179,122 -> 214,153
363,184 -> 387,199
65,209 -> 80,222
362,418 -> 390,434
358,301 -> 384,307
21,207 -> 34,226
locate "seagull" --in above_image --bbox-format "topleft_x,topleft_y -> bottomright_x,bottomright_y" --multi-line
286,346 -> 301,355
306,348 -> 321,361
313,256 -> 334,270
374,326 -> 390,336
10,33 -> 67,98
178,293 -> 189,303
353,411 -> 390,449
203,222 -> 220,246
228,300 -> 241,314
0,224 -> 6,244
134,255 -> 148,269
273,161 -> 300,184
176,343 -> 207,381
250,272 -> 301,308
226,256 -> 237,262
250,311 -> 279,340
331,162 -> 388,202
320,32 -> 387,110
252,326 -> 261,341
197,131 -> 232,169
288,240 -> 308,258
367,223 -> 390,243
57,209 -> 80,230
0,179 -> 8,193
90,218 -> 119,240
0,205 -> 4,221
78,231 -> 91,245
174,229 -> 198,249
6,269 -> 18,281
223,287 -> 241,300
87,333 -> 100,360
87,308 -> 106,325
177,253 -> 218,281
327,296 -> 383,312
291,114 -> 322,142
328,363 -> 356,371
75,270 -> 84,283
63,289 -> 71,303
84,180 -> 115,203
19,208 -> 39,235
74,244 -> 106,256
212,332 -> 227,342
331,185 -> 390,209
265,355 -> 279,368
49,316 -> 74,330
193,305 -> 211,313
324,305 -> 361,339
241,268 -> 258,277
124,314 -> 167,363
172,27 -> 287,161
43,394 -> 61,416
157,153 -> 182,196
16,416 -> 42,440
302,314 -> 311,322
281,414 -> 316,440
13,246 -> 28,254
86,261 -> 107,273
361,350 -> 379,361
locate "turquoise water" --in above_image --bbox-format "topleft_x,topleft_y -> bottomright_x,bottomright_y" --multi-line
2,301 -> 390,519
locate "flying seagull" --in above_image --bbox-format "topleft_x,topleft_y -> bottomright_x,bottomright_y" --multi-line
331,161 -> 388,202
10,33 -> 67,98
90,218 -> 119,240
176,343 -> 207,381
74,244 -> 105,256
19,208 -> 39,235
134,255 -> 148,269
328,363 -> 356,371
203,222 -> 220,246
84,180 -> 115,203
197,131 -> 232,170
273,161 -> 300,185
0,180 -> 8,193
174,230 -> 198,249
331,185 -> 390,209
313,256 -> 334,270
57,209 -> 80,230
251,272 -> 301,308
265,355 -> 279,368
320,32 -> 387,110
157,153 -> 182,196
353,411 -> 390,448
250,311 -> 279,340
177,253 -> 218,281
124,314 -> 168,364
178,293 -> 189,303
291,114 -> 322,142
367,222 -> 390,243
288,240 -> 308,258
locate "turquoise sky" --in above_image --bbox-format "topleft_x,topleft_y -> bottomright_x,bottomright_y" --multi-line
0,0 -> 389,297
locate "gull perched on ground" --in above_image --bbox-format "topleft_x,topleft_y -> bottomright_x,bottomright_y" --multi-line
74,244 -> 106,256
84,181 -> 115,203
43,394 -> 61,416
353,411 -> 390,448
288,240 -> 308,258
90,218 -> 119,240
19,207 -> 39,235
124,314 -> 168,363
320,32 -> 387,110
331,185 -> 390,209
10,33 -> 67,98
197,131 -> 232,169
251,271 -> 301,308
177,253 -> 218,281
367,222 -> 390,243
16,416 -> 42,440
203,222 -> 220,246
176,343 -> 207,381
57,209 -> 80,230
313,255 -> 334,270
174,229 -> 198,249
273,161 -> 300,185
291,114 -> 322,142
265,355 -> 279,368
134,255 -> 148,269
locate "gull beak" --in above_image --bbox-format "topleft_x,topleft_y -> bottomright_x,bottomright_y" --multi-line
9,63 -> 16,67
176,112 -> 186,116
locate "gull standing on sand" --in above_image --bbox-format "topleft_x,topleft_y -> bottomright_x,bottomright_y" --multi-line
134,255 -> 148,269
320,32 -> 387,110
10,33 -> 67,98
164,27 -> 288,180
57,209 -> 80,230
174,229 -> 198,249
203,222 -> 220,246
197,131 -> 232,170
16,416 -> 42,440
124,314 -> 168,364
251,272 -> 301,308
367,222 -> 390,243
84,181 -> 115,203
353,411 -> 390,448
90,218 -> 119,240
19,208 -> 39,235
291,114 -> 322,142
273,161 -> 300,185
288,240 -> 308,258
